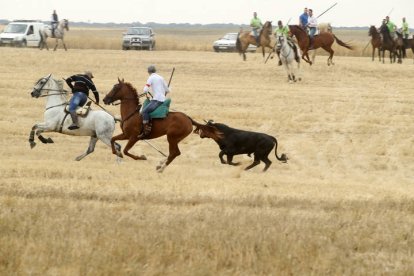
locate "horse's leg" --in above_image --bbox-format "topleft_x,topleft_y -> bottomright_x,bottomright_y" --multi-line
301,50 -> 312,65
321,46 -> 334,65
156,138 -> 181,173
75,136 -> 98,161
29,122 -> 54,148
124,137 -> 146,160
372,46 -> 375,61
54,38 -> 59,51
62,39 -> 67,51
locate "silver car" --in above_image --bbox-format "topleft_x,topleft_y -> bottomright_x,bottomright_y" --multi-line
122,27 -> 155,50
213,32 -> 257,53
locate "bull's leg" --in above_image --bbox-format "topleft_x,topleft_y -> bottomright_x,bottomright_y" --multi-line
227,155 -> 240,166
244,160 -> 260,170
219,151 -> 227,164
261,157 -> 272,172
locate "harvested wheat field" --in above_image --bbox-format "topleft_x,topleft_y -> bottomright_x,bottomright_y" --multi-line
1,44 -> 414,275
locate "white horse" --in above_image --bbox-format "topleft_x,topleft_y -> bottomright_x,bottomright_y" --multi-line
276,35 -> 301,83
29,74 -> 122,161
39,19 -> 69,51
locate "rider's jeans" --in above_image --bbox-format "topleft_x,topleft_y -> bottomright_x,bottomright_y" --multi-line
69,92 -> 87,112
141,100 -> 163,123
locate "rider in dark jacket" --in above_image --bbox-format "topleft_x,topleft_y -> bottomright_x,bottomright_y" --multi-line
65,71 -> 99,130
51,10 -> 58,37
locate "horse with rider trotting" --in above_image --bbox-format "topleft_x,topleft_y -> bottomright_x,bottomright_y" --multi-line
39,18 -> 70,51
236,12 -> 274,61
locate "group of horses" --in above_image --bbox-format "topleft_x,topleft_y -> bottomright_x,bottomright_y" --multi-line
235,21 -> 353,66
369,23 -> 414,64
31,75 -> 282,173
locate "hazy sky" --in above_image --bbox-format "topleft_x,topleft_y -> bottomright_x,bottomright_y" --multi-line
2,0 -> 413,27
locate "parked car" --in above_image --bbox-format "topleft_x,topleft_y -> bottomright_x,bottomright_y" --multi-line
0,20 -> 44,47
213,32 -> 257,53
122,27 -> 155,50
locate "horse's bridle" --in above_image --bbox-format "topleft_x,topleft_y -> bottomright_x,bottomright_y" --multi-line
32,75 -> 67,97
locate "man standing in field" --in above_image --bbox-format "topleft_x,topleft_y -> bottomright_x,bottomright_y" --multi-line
250,12 -> 263,45
65,71 -> 99,130
139,65 -> 170,139
299,7 -> 309,30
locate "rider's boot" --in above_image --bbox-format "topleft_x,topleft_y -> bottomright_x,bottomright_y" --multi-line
138,122 -> 152,139
68,111 -> 80,130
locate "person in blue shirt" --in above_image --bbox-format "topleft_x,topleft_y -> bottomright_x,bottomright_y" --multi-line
299,7 -> 308,30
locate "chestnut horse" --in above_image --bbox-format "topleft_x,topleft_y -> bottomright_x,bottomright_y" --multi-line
288,25 -> 353,65
236,21 -> 273,61
368,25 -> 382,61
103,79 -> 202,172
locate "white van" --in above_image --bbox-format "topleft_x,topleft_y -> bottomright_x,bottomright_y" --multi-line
0,21 -> 44,47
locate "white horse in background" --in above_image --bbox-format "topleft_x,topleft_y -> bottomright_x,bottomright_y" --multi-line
29,74 -> 122,161
39,19 -> 69,51
276,35 -> 301,83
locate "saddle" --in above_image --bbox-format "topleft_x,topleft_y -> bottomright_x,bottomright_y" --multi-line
65,101 -> 92,117
142,98 -> 171,119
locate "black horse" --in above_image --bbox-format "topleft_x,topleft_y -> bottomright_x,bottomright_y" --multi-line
379,23 -> 402,64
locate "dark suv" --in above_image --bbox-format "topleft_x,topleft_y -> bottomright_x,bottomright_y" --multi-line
122,27 -> 155,50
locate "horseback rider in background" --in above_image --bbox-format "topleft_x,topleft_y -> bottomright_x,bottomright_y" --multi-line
250,12 -> 263,45
139,65 -> 170,139
274,20 -> 300,65
385,16 -> 397,40
51,10 -> 58,37
65,71 -> 100,130
306,9 -> 317,50
299,7 -> 309,30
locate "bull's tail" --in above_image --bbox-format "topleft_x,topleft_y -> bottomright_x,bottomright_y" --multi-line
333,34 -> 354,50
271,136 -> 288,163
236,32 -> 242,54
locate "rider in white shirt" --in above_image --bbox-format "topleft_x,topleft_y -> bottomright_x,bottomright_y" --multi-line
307,9 -> 318,49
139,65 -> 170,138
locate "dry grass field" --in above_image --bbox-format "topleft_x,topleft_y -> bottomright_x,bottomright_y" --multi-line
1,27 -> 414,275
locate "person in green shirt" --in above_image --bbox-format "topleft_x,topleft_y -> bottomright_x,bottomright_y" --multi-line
250,12 -> 263,45
385,16 -> 397,39
401,17 -> 409,39
274,20 -> 300,66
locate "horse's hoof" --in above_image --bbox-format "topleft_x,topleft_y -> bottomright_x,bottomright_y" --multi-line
29,142 -> 36,149
47,138 -> 54,143
140,155 -> 147,160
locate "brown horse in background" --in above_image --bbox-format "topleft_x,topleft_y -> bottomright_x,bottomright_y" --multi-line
368,25 -> 382,61
379,23 -> 401,64
103,79 -> 202,172
236,21 -> 273,61
288,25 -> 353,65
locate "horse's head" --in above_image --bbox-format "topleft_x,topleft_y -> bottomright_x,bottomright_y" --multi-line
103,78 -> 138,105
262,21 -> 273,35
31,74 -> 65,98
276,35 -> 286,51
368,25 -> 377,36
61,19 -> 69,31
193,120 -> 224,140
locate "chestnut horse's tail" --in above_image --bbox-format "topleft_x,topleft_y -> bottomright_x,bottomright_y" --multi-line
187,115 -> 205,133
333,34 -> 354,50
236,32 -> 242,54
